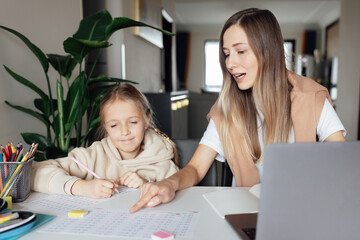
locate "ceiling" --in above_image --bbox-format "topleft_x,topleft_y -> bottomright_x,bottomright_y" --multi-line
174,0 -> 340,31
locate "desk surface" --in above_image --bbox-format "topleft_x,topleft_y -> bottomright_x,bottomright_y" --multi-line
14,187 -> 241,240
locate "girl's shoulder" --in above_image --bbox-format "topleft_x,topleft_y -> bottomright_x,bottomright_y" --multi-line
144,129 -> 172,150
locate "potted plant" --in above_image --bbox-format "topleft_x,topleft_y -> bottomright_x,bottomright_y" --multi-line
0,9 -> 174,161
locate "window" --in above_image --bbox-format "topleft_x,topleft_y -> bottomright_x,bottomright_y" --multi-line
204,40 -> 295,91
204,40 -> 222,92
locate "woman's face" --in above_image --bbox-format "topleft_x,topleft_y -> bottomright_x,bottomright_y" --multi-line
223,24 -> 259,90
103,99 -> 148,160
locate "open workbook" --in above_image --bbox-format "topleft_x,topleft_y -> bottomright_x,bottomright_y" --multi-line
203,184 -> 261,219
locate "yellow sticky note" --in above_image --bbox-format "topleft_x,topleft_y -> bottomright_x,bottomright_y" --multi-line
68,210 -> 88,218
4,197 -> 12,210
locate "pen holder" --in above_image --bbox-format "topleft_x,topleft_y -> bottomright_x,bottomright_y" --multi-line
0,157 -> 34,202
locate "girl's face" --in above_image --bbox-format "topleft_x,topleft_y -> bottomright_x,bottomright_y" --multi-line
103,99 -> 149,160
223,24 -> 259,90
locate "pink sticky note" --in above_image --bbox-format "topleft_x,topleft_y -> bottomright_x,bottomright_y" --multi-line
151,230 -> 175,240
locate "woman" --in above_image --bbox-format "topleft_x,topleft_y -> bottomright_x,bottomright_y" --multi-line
130,8 -> 345,212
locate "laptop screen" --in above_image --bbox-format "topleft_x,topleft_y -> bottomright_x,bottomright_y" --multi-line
256,142 -> 360,240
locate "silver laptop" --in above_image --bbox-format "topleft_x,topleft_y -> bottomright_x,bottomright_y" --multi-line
226,141 -> 360,240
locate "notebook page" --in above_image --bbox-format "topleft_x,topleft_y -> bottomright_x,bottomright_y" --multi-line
203,187 -> 259,219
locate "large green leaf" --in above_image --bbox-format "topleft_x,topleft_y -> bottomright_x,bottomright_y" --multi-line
21,132 -> 52,151
88,83 -> 118,102
44,146 -> 67,159
63,37 -> 110,63
5,101 -> 50,127
106,17 -> 175,39
89,116 -> 101,129
47,54 -> 77,79
34,98 -> 56,116
64,9 -> 112,63
0,25 -> 49,73
65,72 -> 86,130
73,9 -> 112,41
4,65 -> 49,102
33,151 -> 46,162
88,75 -> 137,84
75,39 -> 110,48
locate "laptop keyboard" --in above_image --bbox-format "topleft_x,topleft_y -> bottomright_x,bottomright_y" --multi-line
242,228 -> 256,240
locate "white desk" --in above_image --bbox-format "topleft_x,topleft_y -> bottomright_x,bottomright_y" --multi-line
14,187 -> 241,240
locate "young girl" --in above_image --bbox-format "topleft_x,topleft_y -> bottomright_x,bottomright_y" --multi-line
31,84 -> 179,199
130,8 -> 346,212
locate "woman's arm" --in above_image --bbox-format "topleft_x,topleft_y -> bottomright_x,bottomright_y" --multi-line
129,144 -> 218,213
324,131 -> 346,142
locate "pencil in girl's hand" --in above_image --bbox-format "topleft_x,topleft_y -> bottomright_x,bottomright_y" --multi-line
70,156 -> 119,193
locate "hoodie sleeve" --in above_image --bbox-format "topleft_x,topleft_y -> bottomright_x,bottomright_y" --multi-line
30,142 -> 105,195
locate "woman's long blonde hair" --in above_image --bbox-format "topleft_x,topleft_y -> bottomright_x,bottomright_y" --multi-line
98,84 -> 179,165
218,8 -> 292,163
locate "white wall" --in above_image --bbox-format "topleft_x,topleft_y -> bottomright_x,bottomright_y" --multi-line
0,0 -> 82,142
105,0 -> 175,93
336,0 -> 360,140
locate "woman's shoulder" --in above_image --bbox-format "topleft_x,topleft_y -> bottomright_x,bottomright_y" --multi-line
287,71 -> 327,93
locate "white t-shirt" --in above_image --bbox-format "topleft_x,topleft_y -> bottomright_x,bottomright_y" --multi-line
199,99 -> 346,186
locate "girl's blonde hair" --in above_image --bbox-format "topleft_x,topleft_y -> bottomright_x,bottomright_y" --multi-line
98,84 -> 179,165
218,8 -> 292,163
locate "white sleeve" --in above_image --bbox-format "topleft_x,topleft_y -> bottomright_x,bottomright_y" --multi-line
199,119 -> 226,162
317,98 -> 346,142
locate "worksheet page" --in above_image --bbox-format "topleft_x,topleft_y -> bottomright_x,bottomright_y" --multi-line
19,187 -> 137,216
18,188 -> 200,238
38,208 -> 199,238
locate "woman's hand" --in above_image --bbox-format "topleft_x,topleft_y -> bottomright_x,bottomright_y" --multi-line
129,144 -> 218,213
129,179 -> 176,213
71,179 -> 118,199
116,171 -> 147,188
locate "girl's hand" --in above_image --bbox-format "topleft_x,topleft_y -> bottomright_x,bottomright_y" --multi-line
71,179 -> 118,199
116,171 -> 147,188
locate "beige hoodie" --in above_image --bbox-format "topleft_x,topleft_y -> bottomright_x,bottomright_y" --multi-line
31,129 -> 179,195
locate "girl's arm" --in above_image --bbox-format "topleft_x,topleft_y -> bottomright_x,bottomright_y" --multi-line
129,144 -> 217,213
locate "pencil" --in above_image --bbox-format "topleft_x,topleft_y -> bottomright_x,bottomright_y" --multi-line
30,143 -> 38,158
70,156 -> 102,179
15,150 -> 23,162
2,147 -> 7,179
70,156 -> 119,193
10,142 -> 15,154
0,154 -> 3,192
